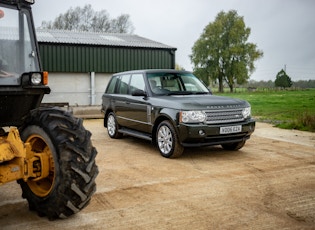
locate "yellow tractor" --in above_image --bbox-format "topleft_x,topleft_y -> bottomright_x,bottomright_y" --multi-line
0,0 -> 98,220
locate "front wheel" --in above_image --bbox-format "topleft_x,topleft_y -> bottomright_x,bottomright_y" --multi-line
18,107 -> 98,220
156,120 -> 184,158
221,140 -> 246,151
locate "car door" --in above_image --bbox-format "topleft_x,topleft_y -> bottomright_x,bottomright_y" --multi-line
124,73 -> 152,133
114,74 -> 131,127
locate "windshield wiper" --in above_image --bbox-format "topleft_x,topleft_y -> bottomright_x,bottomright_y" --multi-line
166,91 -> 210,95
167,91 -> 193,95
193,92 -> 210,95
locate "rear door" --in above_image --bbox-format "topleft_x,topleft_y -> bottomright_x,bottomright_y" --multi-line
124,73 -> 152,133
114,74 -> 131,127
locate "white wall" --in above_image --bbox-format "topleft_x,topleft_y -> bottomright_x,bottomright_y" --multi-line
42,72 -> 111,106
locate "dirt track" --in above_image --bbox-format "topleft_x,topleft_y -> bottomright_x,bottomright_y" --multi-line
1,119 -> 314,229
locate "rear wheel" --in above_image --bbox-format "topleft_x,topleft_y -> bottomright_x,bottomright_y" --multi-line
221,140 -> 246,150
18,107 -> 98,220
156,120 -> 184,158
107,112 -> 123,138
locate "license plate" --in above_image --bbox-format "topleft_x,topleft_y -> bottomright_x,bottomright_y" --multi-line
220,125 -> 242,134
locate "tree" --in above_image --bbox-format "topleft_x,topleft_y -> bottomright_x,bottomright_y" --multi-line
39,4 -> 134,34
109,14 -> 134,33
275,69 -> 292,88
190,10 -> 263,92
175,63 -> 185,70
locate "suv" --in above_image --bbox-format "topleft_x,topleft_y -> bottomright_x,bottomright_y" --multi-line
102,69 -> 255,158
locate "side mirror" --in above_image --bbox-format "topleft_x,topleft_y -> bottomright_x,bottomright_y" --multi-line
132,89 -> 147,97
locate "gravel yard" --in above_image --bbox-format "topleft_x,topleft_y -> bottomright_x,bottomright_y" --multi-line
1,120 -> 314,229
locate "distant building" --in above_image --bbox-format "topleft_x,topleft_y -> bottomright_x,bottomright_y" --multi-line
37,29 -> 177,106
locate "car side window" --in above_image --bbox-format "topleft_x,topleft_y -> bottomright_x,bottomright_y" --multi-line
129,74 -> 145,94
106,76 -> 119,94
117,74 -> 130,94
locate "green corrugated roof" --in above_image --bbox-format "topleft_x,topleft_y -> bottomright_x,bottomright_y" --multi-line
36,29 -> 176,50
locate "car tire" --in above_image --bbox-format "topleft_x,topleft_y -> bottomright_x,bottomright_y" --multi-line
156,120 -> 184,158
221,140 -> 246,150
107,112 -> 123,139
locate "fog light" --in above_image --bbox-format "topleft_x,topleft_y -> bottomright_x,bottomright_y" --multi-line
198,130 -> 205,136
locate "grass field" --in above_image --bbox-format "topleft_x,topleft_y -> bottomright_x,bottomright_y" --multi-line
216,89 -> 315,132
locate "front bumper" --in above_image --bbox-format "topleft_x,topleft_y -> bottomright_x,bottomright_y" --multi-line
177,119 -> 256,147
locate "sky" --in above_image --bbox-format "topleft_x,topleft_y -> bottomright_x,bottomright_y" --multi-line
32,0 -> 315,81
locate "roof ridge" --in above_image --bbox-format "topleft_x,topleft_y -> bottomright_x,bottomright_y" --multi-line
36,29 -> 176,50
37,28 -> 134,36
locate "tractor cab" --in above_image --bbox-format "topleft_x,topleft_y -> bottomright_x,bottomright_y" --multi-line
0,0 -> 50,127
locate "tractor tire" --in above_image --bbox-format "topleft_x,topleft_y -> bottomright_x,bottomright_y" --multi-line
18,107 -> 98,220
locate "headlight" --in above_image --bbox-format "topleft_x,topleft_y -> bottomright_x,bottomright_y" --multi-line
242,107 -> 251,119
180,111 -> 206,123
31,73 -> 42,85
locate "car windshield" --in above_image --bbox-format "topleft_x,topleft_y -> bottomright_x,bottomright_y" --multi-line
0,7 -> 39,85
147,72 -> 210,95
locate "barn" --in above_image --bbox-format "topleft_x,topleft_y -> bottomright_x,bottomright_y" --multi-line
36,29 -> 177,106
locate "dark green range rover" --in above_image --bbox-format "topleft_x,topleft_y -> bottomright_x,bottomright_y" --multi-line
102,69 -> 255,158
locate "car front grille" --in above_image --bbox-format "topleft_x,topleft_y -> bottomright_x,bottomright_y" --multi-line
204,109 -> 244,124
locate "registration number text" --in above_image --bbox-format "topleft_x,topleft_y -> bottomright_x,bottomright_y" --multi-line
220,125 -> 242,134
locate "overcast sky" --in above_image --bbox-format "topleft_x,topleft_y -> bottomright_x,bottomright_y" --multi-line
32,0 -> 315,81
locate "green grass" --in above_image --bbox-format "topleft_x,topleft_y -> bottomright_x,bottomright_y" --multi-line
216,89 -> 315,132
